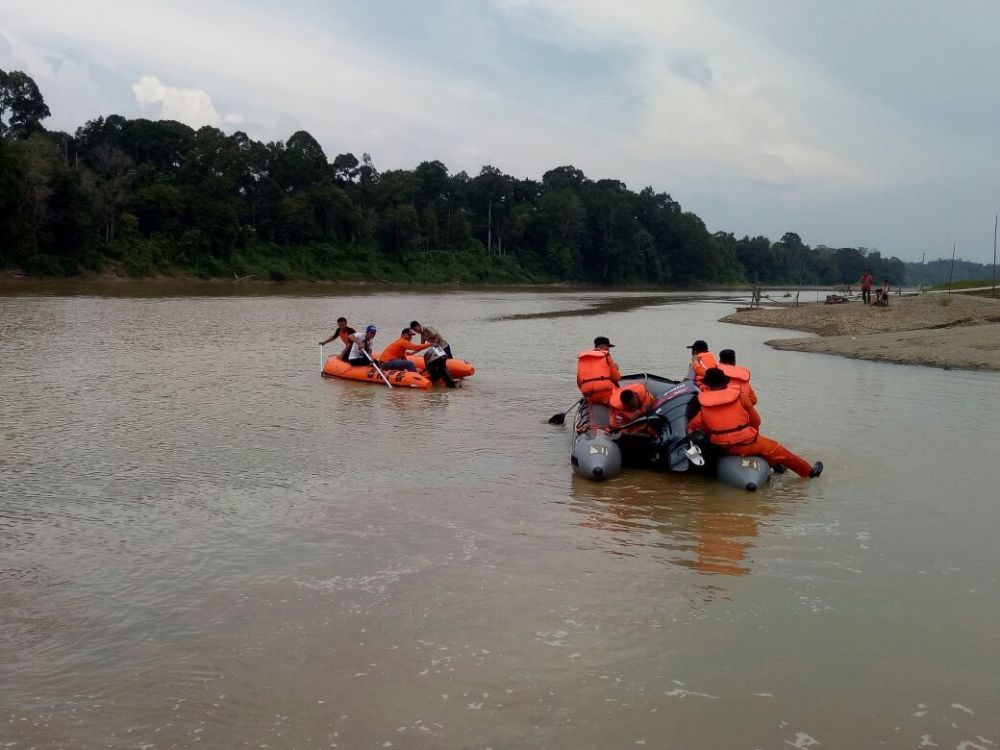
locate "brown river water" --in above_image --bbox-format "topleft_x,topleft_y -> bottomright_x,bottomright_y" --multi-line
1,284 -> 998,749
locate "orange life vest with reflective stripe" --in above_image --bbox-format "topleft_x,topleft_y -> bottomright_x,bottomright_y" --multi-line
577,349 -> 618,396
696,386 -> 758,446
690,351 -> 718,386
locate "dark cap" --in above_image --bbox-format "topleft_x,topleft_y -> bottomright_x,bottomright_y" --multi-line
702,367 -> 730,388
594,336 -> 615,348
719,348 -> 736,365
686,339 -> 709,353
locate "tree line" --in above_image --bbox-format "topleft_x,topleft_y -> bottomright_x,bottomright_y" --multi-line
2,69 -> 909,285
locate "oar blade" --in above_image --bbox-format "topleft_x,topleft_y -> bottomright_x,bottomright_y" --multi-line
548,412 -> 567,425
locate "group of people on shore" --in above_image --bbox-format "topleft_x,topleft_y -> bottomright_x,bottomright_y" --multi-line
576,337 -> 823,479
859,269 -> 892,307
320,317 -> 458,387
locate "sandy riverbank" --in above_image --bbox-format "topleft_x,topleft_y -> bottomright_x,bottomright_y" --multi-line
721,293 -> 1000,371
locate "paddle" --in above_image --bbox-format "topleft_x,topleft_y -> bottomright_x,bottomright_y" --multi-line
548,399 -> 582,425
362,348 -> 394,389
319,343 -> 324,374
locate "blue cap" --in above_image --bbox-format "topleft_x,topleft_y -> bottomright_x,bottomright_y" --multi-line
365,324 -> 377,334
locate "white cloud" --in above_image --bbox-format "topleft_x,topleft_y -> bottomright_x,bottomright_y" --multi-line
0,30 -> 110,132
223,112 -> 244,125
131,75 -> 220,128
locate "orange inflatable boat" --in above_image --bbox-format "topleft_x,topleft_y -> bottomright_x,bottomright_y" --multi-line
322,357 -> 432,388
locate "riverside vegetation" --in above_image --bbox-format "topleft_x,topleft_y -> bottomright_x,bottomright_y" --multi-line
1,69 -> 991,286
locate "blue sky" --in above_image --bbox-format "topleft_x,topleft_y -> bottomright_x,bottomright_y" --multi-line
2,0 -> 997,263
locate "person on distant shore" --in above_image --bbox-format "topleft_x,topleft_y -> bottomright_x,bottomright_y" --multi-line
685,340 -> 718,388
717,349 -> 758,405
319,316 -> 356,361
689,368 -> 822,478
577,336 -> 621,406
859,269 -> 874,305
879,279 -> 891,306
346,324 -> 379,367
376,328 -> 426,372
410,321 -> 451,359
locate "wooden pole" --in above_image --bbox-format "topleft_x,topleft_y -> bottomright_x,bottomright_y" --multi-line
992,213 -> 997,299
948,243 -> 956,294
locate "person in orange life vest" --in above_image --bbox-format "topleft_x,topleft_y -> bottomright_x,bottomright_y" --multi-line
859,269 -> 874,305
610,384 -> 658,434
685,339 -> 718,388
689,368 -> 823,478
376,328 -> 426,372
319,316 -> 356,361
577,336 -> 621,406
717,349 -> 757,405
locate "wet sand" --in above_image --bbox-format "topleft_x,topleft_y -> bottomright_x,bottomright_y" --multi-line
721,293 -> 1000,371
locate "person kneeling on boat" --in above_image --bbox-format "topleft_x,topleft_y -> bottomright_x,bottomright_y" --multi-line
346,324 -> 381,367
376,328 -> 427,372
577,336 -> 621,406
409,321 -> 452,359
610,384 -> 658,435
688,367 -> 823,478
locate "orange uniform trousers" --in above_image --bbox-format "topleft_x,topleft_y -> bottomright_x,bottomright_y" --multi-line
585,387 -> 614,406
727,434 -> 813,477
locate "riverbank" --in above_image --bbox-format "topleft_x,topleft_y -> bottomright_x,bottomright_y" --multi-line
721,293 -> 1000,371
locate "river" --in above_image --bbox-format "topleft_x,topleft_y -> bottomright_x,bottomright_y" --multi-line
2,285 -> 997,748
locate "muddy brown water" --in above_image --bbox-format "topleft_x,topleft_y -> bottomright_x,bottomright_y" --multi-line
2,285 -> 998,748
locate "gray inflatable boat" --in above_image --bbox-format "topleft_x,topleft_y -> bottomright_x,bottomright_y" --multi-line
569,373 -> 772,491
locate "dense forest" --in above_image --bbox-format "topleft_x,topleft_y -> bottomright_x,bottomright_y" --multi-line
0,69 -> 933,286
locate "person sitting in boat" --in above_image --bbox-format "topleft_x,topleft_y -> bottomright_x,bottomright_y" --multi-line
319,316 -> 356,362
346,324 -> 379,367
610,384 -> 658,434
717,349 -> 758,405
409,321 -> 451,359
376,328 -> 427,372
577,336 -> 621,406
685,340 -> 718,388
688,368 -> 823,479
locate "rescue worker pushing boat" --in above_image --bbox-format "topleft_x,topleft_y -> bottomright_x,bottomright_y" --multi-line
685,340 -> 718,388
576,336 -> 621,406
717,349 -> 757,405
688,368 -> 822,478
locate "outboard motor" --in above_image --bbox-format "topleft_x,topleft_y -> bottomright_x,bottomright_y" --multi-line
649,381 -> 702,471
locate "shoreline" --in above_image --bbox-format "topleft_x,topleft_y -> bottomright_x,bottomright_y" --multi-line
720,294 -> 1000,371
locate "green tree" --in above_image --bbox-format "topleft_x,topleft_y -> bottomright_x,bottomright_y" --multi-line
0,70 -> 50,140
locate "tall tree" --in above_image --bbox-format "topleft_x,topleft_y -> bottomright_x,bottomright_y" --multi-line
0,70 -> 50,140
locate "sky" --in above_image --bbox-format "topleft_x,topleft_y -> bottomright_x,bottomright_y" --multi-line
1,0 -> 998,263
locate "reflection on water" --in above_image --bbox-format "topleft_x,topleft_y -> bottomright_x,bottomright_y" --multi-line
570,473 -> 780,576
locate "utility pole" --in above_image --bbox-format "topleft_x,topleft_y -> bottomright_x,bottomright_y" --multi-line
948,244 -> 956,294
487,198 -> 492,256
992,213 -> 997,299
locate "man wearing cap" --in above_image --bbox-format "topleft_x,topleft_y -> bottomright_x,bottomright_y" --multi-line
689,367 -> 822,478
717,349 -> 757,405
577,336 -> 621,406
685,340 -> 718,388
346,324 -> 379,367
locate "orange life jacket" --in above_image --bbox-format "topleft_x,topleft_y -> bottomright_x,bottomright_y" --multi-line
696,386 -> 758,446
610,384 -> 653,413
718,363 -> 756,404
691,351 -> 718,386
577,349 -> 619,397
338,327 -> 355,345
